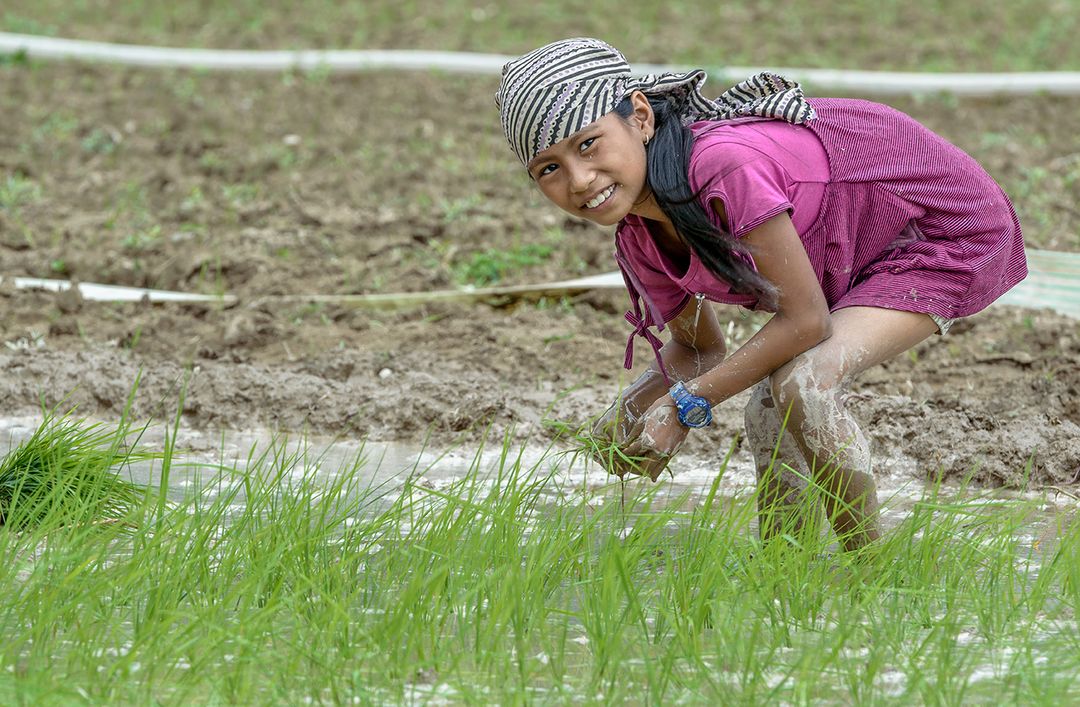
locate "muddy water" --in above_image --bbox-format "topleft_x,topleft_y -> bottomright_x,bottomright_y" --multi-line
5,414 -> 1077,701
1,415 -> 759,503
4,414 -> 1074,541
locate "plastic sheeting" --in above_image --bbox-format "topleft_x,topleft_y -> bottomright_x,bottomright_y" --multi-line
4,32 -> 1080,95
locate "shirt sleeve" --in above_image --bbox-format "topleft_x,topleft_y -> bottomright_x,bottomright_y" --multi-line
690,143 -> 796,238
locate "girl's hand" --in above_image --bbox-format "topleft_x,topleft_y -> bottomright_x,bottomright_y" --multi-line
620,398 -> 689,481
590,397 -> 646,478
591,397 -> 640,446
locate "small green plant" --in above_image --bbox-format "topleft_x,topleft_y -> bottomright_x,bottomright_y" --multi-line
222,182 -> 260,208
0,13 -> 57,36
31,113 -> 79,144
123,325 -> 143,350
262,143 -> 298,170
0,174 -> 42,211
438,194 -> 482,224
198,151 -> 227,174
0,47 -> 29,66
181,186 -> 206,212
122,224 -> 162,252
80,127 -> 120,155
456,244 -> 554,286
0,412 -> 154,530
546,416 -> 655,481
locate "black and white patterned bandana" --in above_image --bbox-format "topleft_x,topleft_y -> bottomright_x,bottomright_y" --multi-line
495,37 -> 816,167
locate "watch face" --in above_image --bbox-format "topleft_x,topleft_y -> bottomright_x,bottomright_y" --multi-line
685,406 -> 709,426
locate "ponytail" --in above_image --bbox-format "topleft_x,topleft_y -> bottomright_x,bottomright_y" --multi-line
614,96 -> 778,310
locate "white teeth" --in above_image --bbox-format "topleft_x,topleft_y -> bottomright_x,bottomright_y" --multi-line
585,185 -> 615,209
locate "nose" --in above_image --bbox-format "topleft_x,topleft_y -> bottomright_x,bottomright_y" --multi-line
566,158 -> 595,194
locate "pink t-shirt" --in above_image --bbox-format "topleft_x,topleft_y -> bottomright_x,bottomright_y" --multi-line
617,118 -> 829,321
613,99 -> 1026,377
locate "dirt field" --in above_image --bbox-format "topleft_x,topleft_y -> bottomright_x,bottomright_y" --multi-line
2,62 -> 1079,486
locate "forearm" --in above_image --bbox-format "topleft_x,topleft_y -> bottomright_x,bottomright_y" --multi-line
691,313 -> 830,407
621,338 -> 727,415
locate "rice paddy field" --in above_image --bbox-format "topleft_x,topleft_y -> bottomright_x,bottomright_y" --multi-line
2,1 -> 1080,704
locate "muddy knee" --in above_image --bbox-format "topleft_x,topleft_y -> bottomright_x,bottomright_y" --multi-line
771,354 -> 871,473
770,354 -> 842,422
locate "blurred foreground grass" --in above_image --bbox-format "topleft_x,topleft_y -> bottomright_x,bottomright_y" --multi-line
2,413 -> 1079,703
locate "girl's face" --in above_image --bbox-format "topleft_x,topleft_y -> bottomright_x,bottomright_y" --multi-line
526,92 -> 654,227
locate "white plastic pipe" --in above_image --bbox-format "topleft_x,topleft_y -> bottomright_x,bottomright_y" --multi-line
4,32 -> 1080,95
2,276 -> 235,305
3,248 -> 1077,318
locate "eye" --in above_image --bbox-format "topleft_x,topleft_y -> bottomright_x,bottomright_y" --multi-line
537,163 -> 558,178
579,137 -> 596,153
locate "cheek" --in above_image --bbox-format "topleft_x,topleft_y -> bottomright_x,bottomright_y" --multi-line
536,182 -> 557,205
537,178 -> 568,206
634,152 -> 648,182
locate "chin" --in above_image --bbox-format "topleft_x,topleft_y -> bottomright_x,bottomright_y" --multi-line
577,204 -> 629,227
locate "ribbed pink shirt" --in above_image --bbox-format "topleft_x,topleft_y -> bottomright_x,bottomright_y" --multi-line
614,98 -> 1027,374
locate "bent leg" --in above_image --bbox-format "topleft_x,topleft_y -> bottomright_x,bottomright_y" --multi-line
743,380 -> 816,541
770,307 -> 938,551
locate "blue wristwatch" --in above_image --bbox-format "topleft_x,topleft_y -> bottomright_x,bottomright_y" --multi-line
669,381 -> 712,428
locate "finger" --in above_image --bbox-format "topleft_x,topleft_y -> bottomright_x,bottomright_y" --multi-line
628,447 -> 667,480
591,413 -> 615,441
621,438 -> 647,460
617,445 -> 654,478
596,438 -> 646,478
646,455 -> 672,482
623,418 -> 645,445
624,428 -> 665,459
612,444 -> 644,476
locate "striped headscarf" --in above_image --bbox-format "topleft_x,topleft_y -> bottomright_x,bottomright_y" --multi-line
495,37 -> 816,167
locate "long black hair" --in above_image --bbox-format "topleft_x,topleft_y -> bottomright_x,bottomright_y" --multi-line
614,95 -> 778,310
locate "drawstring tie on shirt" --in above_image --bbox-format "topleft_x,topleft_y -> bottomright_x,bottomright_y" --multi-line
616,246 -> 672,385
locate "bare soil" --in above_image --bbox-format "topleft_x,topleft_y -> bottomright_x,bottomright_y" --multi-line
2,63 -> 1079,486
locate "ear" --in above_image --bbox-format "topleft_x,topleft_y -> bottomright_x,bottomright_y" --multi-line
628,90 -> 654,138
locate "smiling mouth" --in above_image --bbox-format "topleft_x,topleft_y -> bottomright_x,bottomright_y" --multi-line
583,185 -> 616,210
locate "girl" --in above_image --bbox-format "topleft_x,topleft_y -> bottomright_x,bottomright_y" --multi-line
495,38 -> 1026,550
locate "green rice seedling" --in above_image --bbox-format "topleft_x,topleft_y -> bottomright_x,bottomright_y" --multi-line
545,416 -> 657,482
0,411 -> 156,531
2,402 -> 1079,703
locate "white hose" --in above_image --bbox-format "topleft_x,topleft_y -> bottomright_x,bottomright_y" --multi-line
3,249 -> 1076,319
1,276 -> 235,305
4,32 -> 1080,95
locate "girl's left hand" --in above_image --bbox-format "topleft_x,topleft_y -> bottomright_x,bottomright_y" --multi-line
621,398 -> 689,481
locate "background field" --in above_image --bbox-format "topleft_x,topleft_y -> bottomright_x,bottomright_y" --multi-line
4,0 -> 1080,71
2,4 -> 1079,475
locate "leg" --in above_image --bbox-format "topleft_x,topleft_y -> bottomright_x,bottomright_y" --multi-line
743,380 -> 816,541
770,307 -> 938,551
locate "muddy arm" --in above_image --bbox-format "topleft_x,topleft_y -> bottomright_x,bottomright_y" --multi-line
595,295 -> 727,439
690,211 -> 832,406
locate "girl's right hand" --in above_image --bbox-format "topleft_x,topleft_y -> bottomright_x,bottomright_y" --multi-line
591,397 -> 640,446
590,398 -> 641,477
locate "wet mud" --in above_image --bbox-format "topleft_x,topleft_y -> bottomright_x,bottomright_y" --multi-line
2,64 -> 1079,486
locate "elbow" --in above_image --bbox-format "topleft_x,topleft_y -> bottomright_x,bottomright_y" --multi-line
787,311 -> 832,350
686,339 -> 727,370
813,313 -> 833,344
